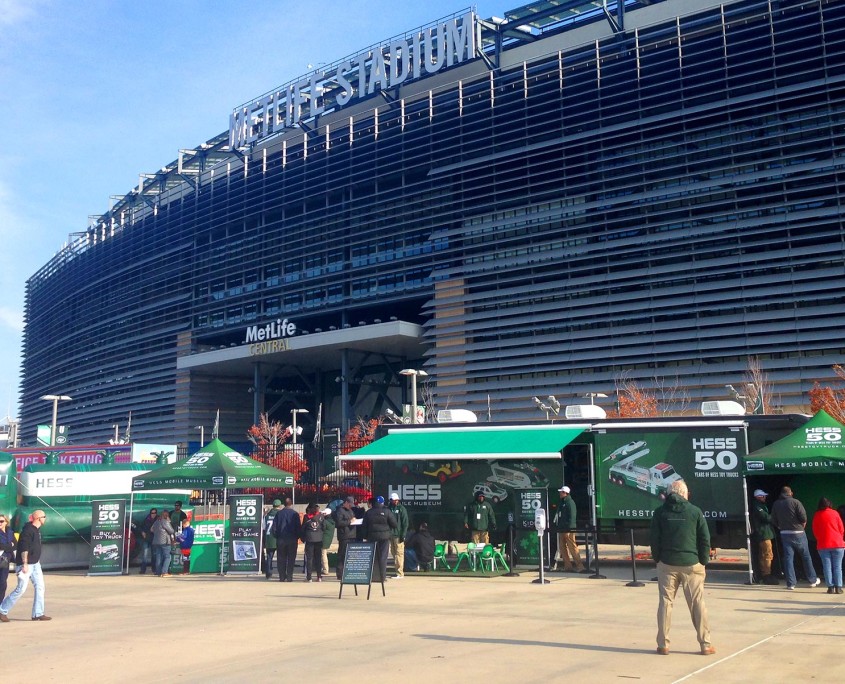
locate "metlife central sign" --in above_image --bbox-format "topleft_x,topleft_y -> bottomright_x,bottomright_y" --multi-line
244,317 -> 297,356
230,11 -> 477,149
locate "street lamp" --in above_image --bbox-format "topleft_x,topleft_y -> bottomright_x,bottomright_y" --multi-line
584,392 -> 608,405
195,425 -> 205,447
399,369 -> 428,424
290,408 -> 309,444
40,394 -> 72,446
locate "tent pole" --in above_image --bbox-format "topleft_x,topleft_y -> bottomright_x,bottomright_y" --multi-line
126,492 -> 135,575
741,423 -> 754,585
220,487 -> 227,576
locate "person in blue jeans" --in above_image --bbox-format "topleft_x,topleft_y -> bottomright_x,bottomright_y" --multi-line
133,508 -> 158,574
771,487 -> 820,590
812,497 -> 845,594
150,510 -> 176,577
0,510 -> 50,622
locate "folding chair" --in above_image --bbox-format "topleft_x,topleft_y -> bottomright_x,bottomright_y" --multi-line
432,542 -> 451,571
452,542 -> 478,572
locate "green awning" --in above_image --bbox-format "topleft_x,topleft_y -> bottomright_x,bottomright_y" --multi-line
345,424 -> 589,460
744,410 -> 845,474
131,439 -> 295,490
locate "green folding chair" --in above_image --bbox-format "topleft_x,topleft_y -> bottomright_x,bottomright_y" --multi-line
432,542 -> 451,571
452,542 -> 477,572
479,544 -> 510,574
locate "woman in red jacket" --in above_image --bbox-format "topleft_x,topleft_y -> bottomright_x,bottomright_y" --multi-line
812,497 -> 845,594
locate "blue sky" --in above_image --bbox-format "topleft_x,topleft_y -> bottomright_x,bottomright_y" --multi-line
0,0 -> 500,418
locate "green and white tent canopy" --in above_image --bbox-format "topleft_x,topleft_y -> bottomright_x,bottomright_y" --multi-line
130,438 -> 295,490
345,424 -> 589,460
744,410 -> 845,474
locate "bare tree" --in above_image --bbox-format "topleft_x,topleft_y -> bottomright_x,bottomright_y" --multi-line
418,377 -> 439,423
744,356 -> 775,414
652,375 -> 692,416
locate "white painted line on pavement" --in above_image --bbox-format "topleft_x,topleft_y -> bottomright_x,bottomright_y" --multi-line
671,602 -> 844,683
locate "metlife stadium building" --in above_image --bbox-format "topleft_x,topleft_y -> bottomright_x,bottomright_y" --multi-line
20,0 -> 845,446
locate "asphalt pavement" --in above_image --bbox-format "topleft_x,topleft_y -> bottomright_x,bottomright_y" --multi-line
0,556 -> 841,683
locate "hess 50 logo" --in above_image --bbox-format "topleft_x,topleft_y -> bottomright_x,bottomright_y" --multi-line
389,484 -> 441,501
806,427 -> 841,443
693,437 -> 739,471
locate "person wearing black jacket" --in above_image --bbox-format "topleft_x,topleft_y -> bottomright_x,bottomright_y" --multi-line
363,496 -> 397,582
334,497 -> 358,580
272,498 -> 302,582
300,504 -> 325,582
405,522 -> 435,571
0,509 -> 50,622
0,513 -> 16,599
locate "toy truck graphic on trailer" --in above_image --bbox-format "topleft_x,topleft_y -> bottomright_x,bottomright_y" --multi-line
487,461 -> 548,489
604,440 -> 683,499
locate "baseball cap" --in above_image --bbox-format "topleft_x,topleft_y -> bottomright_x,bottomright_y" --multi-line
559,486 -> 571,493
389,492 -> 400,501
272,499 -> 282,506
376,495 -> 385,504
753,489 -> 768,498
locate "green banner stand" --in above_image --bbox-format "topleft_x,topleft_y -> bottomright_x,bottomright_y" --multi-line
88,500 -> 127,576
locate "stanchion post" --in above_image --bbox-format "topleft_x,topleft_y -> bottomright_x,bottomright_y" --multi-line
588,524 -> 606,579
504,522 -> 520,577
626,528 -> 645,587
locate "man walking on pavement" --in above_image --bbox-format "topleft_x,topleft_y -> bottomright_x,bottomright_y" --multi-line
771,486 -> 820,590
552,486 -> 584,572
650,480 -> 714,656
0,509 -> 51,622
388,492 -> 409,578
750,489 -> 777,584
272,498 -> 301,582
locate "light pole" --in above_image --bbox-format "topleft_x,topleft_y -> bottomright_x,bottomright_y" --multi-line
584,392 -> 608,405
399,369 -> 428,424
290,408 -> 309,444
195,425 -> 205,447
40,394 -> 72,446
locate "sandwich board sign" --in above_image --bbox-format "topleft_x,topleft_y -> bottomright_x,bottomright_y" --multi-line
339,541 -> 384,600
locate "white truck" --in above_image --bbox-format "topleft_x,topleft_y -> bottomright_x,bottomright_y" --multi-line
604,440 -> 683,499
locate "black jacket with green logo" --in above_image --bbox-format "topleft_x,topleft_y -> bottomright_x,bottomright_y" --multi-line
650,492 -> 710,566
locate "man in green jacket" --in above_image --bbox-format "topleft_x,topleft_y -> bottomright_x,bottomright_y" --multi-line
464,491 -> 496,544
750,489 -> 776,584
388,492 -> 409,578
650,480 -> 715,657
552,486 -> 583,572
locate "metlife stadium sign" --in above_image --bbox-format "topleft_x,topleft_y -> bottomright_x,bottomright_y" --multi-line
230,11 -> 477,149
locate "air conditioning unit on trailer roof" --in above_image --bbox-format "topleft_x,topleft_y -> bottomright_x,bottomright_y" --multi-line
700,401 -> 746,416
437,409 -> 478,423
564,404 -> 607,420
